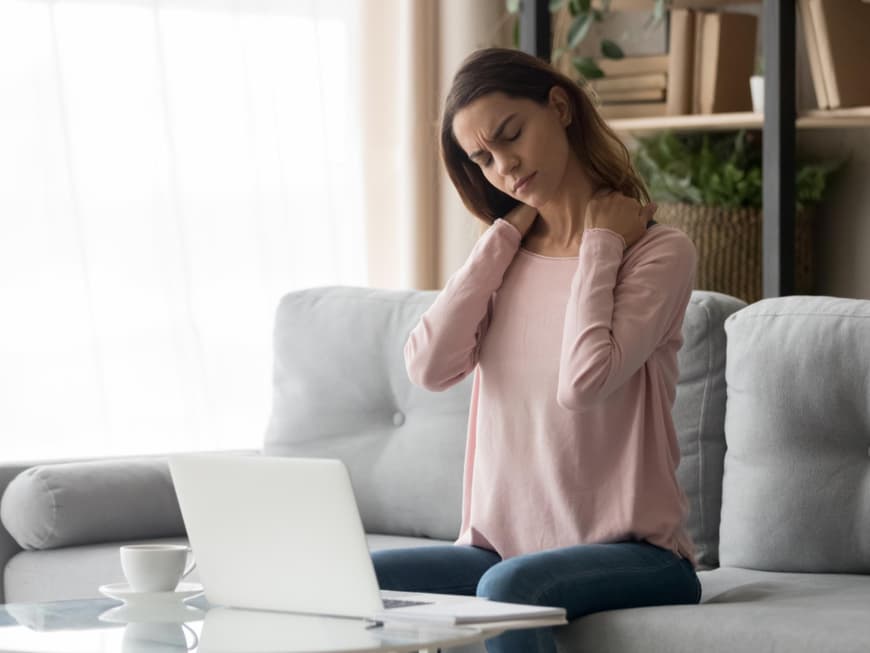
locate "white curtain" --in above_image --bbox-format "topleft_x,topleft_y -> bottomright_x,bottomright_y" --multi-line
0,0 -> 366,460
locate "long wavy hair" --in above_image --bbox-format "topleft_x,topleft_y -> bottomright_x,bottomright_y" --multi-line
441,47 -> 651,225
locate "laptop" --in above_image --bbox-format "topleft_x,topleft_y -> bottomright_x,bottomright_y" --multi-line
168,453 -> 566,625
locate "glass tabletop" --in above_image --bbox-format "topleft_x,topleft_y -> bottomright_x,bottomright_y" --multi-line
0,595 -> 490,653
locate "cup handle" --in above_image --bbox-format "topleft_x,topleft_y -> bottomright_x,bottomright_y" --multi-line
181,623 -> 199,651
181,548 -> 197,580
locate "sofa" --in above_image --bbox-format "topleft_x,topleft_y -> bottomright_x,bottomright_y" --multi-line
1,285 -> 869,653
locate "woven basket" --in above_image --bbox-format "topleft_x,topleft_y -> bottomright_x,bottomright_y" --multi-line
653,203 -> 815,304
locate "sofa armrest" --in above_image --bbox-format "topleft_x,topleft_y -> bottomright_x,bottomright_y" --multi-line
0,461 -> 46,605
0,449 -> 259,604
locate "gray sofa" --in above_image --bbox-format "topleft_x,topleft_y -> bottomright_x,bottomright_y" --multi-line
1,286 -> 869,653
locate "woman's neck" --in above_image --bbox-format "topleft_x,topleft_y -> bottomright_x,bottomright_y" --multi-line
526,159 -> 597,250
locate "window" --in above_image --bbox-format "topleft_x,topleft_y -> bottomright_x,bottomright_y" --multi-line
0,0 -> 366,459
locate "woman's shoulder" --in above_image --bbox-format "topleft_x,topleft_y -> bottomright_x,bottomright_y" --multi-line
635,222 -> 695,253
625,222 -> 697,271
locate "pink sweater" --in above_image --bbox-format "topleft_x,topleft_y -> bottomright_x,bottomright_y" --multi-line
404,218 -> 698,567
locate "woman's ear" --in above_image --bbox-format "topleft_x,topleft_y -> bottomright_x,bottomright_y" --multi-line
549,86 -> 572,127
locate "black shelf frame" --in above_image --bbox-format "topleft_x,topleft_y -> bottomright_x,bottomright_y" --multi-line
519,0 -> 796,298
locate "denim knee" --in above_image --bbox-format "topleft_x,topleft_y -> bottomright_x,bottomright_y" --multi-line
476,560 -> 541,604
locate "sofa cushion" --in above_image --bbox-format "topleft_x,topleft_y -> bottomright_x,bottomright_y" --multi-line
557,567 -> 870,653
0,459 -> 185,550
672,291 -> 746,569
3,536 -> 193,605
263,286 -> 471,541
719,296 -> 870,572
3,533 -> 449,604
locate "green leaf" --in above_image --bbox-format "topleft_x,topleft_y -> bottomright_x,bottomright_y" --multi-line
578,0 -> 591,11
506,0 -> 520,14
600,39 -> 623,59
631,129 -> 844,210
573,56 -> 604,79
568,12 -> 593,49
549,0 -> 565,12
568,0 -> 580,16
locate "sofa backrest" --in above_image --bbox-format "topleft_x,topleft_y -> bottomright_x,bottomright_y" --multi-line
263,287 -> 470,541
263,286 -> 744,567
674,291 -> 746,568
718,295 -> 870,573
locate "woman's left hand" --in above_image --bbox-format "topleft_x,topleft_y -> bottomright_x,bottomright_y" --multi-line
585,191 -> 657,249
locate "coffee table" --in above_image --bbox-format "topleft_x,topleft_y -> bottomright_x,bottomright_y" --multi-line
0,592 -> 568,653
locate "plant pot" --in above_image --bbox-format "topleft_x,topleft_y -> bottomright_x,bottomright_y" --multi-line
653,203 -> 815,304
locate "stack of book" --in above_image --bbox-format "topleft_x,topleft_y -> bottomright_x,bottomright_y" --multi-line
596,8 -> 758,119
798,0 -> 870,110
589,55 -> 669,120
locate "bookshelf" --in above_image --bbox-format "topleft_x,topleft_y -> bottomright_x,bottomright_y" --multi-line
518,0 -> 866,299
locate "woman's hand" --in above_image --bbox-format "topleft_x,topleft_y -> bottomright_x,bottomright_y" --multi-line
500,202 -> 538,238
585,191 -> 656,249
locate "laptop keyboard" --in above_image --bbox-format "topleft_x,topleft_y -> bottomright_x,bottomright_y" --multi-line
382,598 -> 433,609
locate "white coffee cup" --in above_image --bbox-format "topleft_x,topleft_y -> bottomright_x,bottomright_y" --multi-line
120,544 -> 196,593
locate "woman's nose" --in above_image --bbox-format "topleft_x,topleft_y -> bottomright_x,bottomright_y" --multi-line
494,152 -> 519,177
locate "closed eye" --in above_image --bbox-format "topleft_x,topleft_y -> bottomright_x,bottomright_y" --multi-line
481,130 -> 522,168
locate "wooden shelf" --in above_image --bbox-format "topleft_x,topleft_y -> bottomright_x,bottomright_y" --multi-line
798,106 -> 870,128
598,0 -> 759,10
607,106 -> 870,133
608,111 -> 761,132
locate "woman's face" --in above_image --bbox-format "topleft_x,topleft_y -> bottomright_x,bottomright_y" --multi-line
452,88 -> 574,208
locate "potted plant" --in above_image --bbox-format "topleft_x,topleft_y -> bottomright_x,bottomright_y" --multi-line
632,129 -> 845,302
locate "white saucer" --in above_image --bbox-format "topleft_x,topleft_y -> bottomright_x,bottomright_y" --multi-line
99,602 -> 205,624
98,582 -> 204,605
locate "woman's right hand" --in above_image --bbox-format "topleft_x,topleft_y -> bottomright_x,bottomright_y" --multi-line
500,202 -> 538,238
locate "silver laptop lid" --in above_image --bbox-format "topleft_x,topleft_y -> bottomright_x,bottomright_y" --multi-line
169,453 -> 383,618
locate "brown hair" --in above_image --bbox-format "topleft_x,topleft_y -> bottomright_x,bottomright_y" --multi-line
440,47 -> 650,225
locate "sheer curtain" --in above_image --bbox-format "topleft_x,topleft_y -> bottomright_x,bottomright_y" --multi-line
0,0 -> 366,460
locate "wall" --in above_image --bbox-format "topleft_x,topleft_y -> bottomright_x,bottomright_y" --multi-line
799,129 -> 870,299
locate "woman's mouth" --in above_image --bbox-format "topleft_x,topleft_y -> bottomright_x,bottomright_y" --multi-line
514,172 -> 536,193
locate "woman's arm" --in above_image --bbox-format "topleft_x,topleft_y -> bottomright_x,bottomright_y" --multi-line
556,226 -> 697,411
404,216 -> 525,391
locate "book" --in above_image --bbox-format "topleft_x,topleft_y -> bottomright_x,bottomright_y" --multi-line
589,72 -> 667,93
691,10 -> 705,114
807,0 -> 836,105
373,598 -> 567,626
808,0 -> 870,108
596,54 -> 670,76
597,101 -> 668,119
666,8 -> 696,115
695,11 -> 757,114
598,88 -> 666,102
798,0 -> 830,109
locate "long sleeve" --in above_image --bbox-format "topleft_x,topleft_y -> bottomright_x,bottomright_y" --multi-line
404,219 -> 522,392
556,226 -> 697,411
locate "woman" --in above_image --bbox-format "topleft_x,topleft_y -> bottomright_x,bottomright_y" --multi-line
372,47 -> 701,653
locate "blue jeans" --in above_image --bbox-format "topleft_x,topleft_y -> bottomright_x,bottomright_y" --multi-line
371,540 -> 701,653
